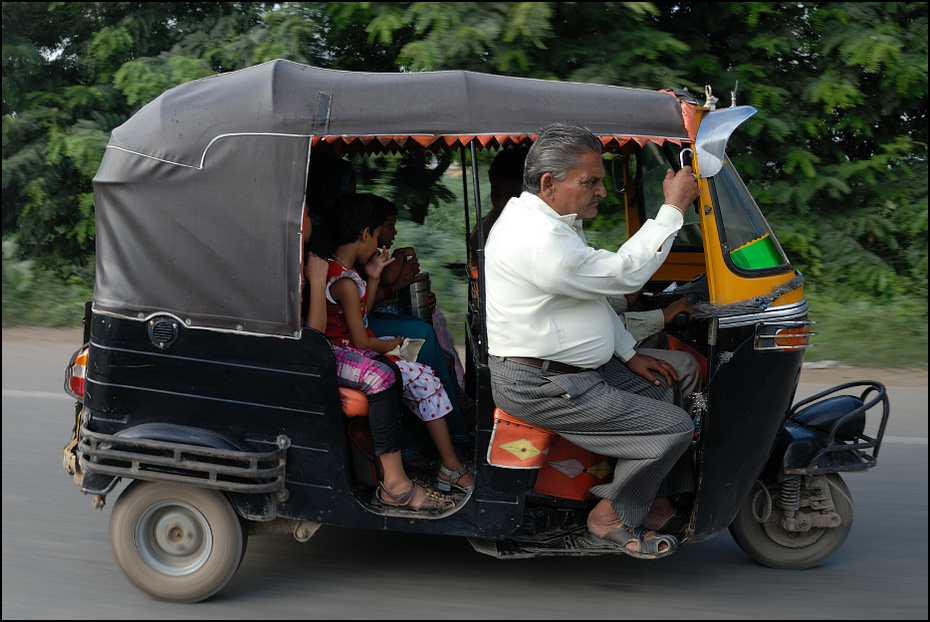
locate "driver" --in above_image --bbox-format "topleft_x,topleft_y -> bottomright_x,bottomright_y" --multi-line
478,144 -> 702,403
484,122 -> 699,559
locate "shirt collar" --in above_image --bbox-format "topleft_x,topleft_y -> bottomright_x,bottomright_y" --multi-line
522,191 -> 581,229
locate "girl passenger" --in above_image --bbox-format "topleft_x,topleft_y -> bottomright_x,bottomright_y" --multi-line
302,203 -> 454,513
322,193 -> 475,498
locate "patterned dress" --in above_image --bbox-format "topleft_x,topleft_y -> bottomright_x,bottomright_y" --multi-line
324,260 -> 454,422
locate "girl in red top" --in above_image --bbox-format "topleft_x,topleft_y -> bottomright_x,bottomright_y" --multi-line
303,200 -> 452,513
325,193 -> 474,498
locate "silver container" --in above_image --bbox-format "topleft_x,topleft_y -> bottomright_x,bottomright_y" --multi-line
398,272 -> 432,323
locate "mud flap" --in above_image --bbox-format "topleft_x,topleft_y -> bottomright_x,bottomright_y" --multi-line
62,438 -> 83,485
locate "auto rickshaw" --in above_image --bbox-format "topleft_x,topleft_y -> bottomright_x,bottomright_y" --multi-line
61,59 -> 889,603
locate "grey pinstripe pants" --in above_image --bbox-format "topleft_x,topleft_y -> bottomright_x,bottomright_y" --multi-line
488,355 -> 694,528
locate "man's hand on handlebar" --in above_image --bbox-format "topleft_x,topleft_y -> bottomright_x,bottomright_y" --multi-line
662,166 -> 700,214
662,297 -> 693,326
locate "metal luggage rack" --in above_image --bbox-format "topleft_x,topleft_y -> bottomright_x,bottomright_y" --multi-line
77,418 -> 289,493
785,381 -> 890,475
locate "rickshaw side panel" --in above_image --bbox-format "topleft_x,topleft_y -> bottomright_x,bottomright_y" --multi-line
469,361 -> 537,535
83,313 -> 354,520
85,314 -> 338,436
83,313 -> 529,538
689,323 -> 805,541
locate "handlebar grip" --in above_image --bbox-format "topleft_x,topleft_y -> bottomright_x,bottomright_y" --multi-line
680,148 -> 694,169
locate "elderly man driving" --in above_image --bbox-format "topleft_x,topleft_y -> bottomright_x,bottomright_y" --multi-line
485,122 -> 700,559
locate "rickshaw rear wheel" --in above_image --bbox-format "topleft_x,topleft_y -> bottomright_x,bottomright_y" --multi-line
729,473 -> 853,569
109,480 -> 248,602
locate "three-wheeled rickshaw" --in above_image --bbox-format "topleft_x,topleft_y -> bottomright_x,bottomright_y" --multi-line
62,59 -> 889,602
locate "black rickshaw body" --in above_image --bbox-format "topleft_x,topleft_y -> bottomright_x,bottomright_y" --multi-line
61,60 -> 889,601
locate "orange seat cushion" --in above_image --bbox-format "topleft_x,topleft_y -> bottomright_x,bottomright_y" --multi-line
532,436 -> 616,500
486,408 -> 555,469
339,387 -> 369,417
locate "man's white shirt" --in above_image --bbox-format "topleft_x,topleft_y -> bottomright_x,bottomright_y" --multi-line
485,191 -> 683,368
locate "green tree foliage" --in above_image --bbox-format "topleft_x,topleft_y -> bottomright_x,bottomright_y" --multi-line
652,2 -> 929,300
3,1 -> 927,305
2,2 -> 277,270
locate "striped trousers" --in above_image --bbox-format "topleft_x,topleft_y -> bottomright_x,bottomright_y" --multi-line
488,355 -> 694,528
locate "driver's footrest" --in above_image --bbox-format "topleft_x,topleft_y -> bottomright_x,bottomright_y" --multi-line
466,527 -> 633,558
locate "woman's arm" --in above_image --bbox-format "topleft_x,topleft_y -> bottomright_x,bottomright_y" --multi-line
303,252 -> 329,332
372,247 -> 421,305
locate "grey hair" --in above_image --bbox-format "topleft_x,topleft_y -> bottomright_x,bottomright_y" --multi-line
523,123 -> 602,193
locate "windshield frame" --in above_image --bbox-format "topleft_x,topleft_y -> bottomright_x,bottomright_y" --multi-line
707,157 -> 792,278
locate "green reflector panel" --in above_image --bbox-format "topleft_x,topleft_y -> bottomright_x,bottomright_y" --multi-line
730,234 -> 784,270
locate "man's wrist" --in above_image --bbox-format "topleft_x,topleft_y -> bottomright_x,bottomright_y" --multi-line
656,204 -> 685,227
661,202 -> 687,215
617,348 -> 636,363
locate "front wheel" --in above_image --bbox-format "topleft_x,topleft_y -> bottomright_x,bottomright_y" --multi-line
109,481 -> 247,602
729,473 -> 853,569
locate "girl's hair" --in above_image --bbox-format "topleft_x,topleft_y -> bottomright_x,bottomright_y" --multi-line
306,152 -> 356,216
327,193 -> 384,247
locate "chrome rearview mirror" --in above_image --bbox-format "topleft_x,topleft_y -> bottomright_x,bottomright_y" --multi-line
695,105 -> 757,178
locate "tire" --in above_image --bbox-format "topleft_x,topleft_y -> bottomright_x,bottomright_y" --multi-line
729,473 -> 853,569
109,481 -> 247,602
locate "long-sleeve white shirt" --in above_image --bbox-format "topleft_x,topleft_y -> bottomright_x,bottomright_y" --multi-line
485,191 -> 683,368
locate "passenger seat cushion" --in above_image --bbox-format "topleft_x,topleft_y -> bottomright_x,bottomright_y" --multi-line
486,408 -> 555,469
339,387 -> 369,417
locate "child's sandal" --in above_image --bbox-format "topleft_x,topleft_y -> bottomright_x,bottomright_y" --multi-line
436,464 -> 475,493
376,482 -> 454,512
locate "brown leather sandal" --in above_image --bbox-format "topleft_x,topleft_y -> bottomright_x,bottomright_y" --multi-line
375,481 -> 454,513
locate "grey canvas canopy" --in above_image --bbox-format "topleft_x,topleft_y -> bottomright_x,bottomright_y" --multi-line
92,59 -> 692,338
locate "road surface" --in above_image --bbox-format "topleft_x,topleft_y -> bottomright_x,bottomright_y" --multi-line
2,327 -> 926,619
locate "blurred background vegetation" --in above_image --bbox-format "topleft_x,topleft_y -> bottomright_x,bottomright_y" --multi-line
2,2 -> 927,368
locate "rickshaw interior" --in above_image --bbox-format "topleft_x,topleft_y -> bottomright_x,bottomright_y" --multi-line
306,133 -> 720,512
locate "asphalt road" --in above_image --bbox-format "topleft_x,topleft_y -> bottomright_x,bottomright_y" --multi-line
2,327 -> 927,620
